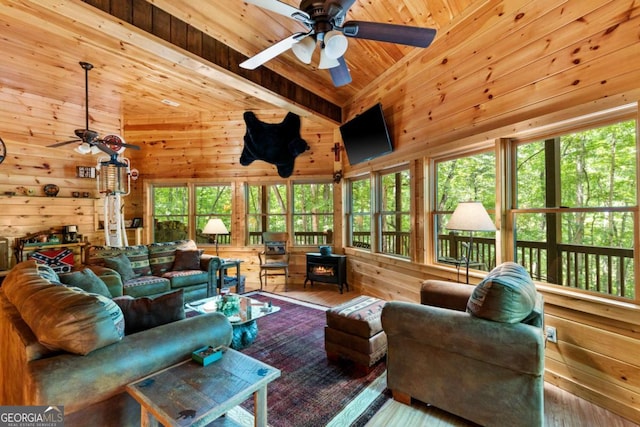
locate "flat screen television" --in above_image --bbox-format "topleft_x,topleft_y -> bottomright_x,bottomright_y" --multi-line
339,103 -> 393,165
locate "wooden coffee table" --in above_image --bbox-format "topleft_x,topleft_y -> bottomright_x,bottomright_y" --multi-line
126,347 -> 280,427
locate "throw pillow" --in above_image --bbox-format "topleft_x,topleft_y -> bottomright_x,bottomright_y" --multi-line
104,253 -> 137,282
172,249 -> 203,271
3,272 -> 123,355
36,263 -> 61,284
466,262 -> 538,323
59,268 -> 112,298
113,289 -> 185,335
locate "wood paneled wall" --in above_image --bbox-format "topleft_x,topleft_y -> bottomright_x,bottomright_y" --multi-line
339,0 -> 640,422
0,86 -> 131,263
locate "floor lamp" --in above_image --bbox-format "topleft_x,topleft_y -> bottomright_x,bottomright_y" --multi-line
203,218 -> 229,256
446,201 -> 496,283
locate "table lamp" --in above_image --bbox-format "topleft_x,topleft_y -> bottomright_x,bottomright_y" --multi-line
203,218 -> 229,256
445,201 -> 496,283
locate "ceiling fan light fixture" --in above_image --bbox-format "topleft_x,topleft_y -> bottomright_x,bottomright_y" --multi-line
74,142 -> 92,155
323,30 -> 348,59
291,36 -> 316,64
319,48 -> 340,69
90,145 -> 102,155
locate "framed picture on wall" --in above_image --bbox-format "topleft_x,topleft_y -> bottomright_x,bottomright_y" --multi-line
131,218 -> 142,228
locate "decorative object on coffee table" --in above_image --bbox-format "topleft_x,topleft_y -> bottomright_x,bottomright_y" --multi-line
187,294 -> 280,349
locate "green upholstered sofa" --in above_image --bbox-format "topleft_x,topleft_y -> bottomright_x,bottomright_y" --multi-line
382,262 -> 545,427
86,239 -> 221,302
0,260 -> 233,426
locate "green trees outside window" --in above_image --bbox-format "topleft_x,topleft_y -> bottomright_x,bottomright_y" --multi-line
292,182 -> 333,246
514,119 -> 636,298
152,186 -> 189,242
195,185 -> 232,245
435,151 -> 497,272
349,177 -> 372,250
381,170 -> 411,257
246,184 -> 287,244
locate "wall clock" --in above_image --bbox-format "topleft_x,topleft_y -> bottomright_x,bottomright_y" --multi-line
0,137 -> 5,164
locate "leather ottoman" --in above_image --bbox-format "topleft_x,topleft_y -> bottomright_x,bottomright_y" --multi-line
325,295 -> 387,373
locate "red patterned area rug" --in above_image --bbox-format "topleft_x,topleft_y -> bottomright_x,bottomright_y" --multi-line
232,291 -> 389,427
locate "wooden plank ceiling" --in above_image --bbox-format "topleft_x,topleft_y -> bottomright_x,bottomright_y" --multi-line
0,0 -> 474,140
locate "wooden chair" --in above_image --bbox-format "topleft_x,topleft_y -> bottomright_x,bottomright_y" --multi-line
258,232 -> 289,291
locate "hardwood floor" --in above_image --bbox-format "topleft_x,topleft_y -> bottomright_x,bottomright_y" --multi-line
247,279 -> 640,427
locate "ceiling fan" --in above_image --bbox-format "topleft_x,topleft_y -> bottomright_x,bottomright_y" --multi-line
48,61 -> 140,156
239,0 -> 437,87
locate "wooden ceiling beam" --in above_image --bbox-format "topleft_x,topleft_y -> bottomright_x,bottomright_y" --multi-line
77,0 -> 341,123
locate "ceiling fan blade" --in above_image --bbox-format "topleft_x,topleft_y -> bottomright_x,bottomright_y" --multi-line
121,143 -> 141,150
48,139 -> 81,148
244,0 -> 311,23
93,141 -> 118,156
240,32 -> 309,70
325,0 -> 356,21
342,21 -> 437,48
328,56 -> 352,87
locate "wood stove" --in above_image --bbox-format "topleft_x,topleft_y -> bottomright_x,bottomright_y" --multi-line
304,253 -> 348,294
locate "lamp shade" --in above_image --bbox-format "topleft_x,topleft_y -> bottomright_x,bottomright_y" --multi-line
446,201 -> 496,232
203,218 -> 229,235
323,30 -> 348,59
292,36 -> 316,64
319,48 -> 340,69
74,142 -> 92,155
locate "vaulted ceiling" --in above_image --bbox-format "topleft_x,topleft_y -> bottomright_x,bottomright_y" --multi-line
0,0 -> 476,126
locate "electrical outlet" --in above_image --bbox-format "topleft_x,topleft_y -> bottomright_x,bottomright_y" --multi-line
545,326 -> 557,343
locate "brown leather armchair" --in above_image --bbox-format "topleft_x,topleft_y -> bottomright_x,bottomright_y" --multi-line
382,277 -> 545,427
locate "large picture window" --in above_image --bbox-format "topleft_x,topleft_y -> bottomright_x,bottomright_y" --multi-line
195,185 -> 232,245
348,177 -> 371,250
513,119 -> 637,299
246,184 -> 287,245
434,151 -> 496,273
292,182 -> 333,246
380,169 -> 411,257
152,186 -> 189,242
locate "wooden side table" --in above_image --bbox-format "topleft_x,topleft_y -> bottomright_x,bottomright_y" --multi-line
219,259 -> 244,293
126,347 -> 280,427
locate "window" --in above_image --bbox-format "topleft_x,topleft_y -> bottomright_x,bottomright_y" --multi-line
513,119 -> 637,299
246,184 -> 287,245
348,176 -> 371,250
380,169 -> 411,256
152,186 -> 188,242
434,151 -> 496,273
195,184 -> 232,245
292,182 -> 333,246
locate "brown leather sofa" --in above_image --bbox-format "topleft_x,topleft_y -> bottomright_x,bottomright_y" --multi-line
382,263 -> 545,427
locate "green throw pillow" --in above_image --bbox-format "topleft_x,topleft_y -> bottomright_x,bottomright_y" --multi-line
104,253 -> 137,282
59,268 -> 112,298
466,262 -> 537,324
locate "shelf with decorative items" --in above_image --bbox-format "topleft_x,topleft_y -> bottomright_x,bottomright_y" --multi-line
14,227 -> 89,272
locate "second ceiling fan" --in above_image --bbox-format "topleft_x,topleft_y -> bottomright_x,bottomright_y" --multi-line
48,61 -> 140,156
240,0 -> 437,87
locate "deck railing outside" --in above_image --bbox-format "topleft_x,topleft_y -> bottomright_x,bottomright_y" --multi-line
193,225 -> 634,297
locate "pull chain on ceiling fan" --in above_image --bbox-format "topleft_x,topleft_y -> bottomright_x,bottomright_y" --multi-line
240,0 -> 437,87
48,61 -> 140,156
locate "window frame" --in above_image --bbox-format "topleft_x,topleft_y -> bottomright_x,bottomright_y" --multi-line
291,180 -> 334,247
